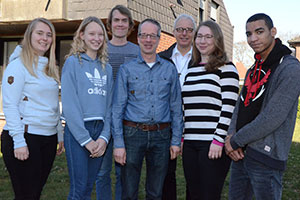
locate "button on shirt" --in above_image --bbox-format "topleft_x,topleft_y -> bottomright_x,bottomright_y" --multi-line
171,44 -> 192,87
112,54 -> 183,148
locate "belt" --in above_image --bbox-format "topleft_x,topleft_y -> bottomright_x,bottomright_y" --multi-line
123,120 -> 170,131
24,124 -> 28,133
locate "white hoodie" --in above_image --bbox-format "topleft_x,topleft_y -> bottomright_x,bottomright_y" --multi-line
2,45 -> 63,149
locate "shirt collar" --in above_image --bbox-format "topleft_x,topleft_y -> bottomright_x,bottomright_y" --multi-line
172,44 -> 192,57
137,53 -> 162,65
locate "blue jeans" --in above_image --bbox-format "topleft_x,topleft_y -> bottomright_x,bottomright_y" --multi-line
121,125 -> 171,200
96,139 -> 122,200
229,155 -> 283,200
64,120 -> 104,200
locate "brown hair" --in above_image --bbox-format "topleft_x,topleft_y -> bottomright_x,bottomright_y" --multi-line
107,5 -> 135,35
192,20 -> 227,72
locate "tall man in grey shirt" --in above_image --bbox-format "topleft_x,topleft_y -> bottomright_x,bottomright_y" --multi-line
96,5 -> 139,200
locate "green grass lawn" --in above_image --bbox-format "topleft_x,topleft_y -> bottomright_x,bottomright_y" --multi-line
1,108 -> 300,199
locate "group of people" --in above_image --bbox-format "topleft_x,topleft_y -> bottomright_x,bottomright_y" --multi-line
1,3 -> 300,200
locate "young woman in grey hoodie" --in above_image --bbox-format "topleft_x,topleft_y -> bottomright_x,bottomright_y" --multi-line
61,16 -> 113,199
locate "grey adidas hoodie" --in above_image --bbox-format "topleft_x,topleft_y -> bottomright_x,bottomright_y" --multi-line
61,53 -> 113,146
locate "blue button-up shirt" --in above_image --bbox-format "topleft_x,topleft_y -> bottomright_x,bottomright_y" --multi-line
112,54 -> 183,148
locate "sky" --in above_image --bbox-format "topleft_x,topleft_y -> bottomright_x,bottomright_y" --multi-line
223,0 -> 300,42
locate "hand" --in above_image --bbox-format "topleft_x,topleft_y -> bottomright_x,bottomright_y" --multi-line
180,141 -> 184,156
14,146 -> 29,161
114,148 -> 126,165
225,135 -> 234,154
208,142 -> 222,159
85,140 -> 99,156
228,148 -> 244,161
170,145 -> 180,160
91,138 -> 107,158
56,141 -> 64,155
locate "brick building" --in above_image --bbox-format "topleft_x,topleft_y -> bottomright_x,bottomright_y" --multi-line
0,0 -> 233,115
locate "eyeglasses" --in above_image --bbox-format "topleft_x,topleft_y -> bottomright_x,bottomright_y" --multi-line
138,33 -> 160,40
175,27 -> 194,33
196,34 -> 214,40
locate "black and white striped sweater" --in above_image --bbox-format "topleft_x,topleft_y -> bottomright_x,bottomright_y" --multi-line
182,63 -> 239,143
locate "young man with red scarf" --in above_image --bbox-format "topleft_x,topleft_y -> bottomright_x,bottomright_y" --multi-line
225,13 -> 300,200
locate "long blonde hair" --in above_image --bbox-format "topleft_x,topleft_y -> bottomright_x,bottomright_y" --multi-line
21,18 -> 59,82
67,16 -> 108,68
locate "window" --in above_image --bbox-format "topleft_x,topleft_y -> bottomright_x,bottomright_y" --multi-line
0,40 -> 19,115
199,8 -> 204,22
210,1 -> 219,21
199,0 -> 204,22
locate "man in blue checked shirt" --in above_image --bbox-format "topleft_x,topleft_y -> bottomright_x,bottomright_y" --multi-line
112,18 -> 183,200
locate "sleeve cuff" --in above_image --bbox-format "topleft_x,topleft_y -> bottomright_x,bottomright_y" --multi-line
212,139 -> 224,147
99,135 -> 108,144
230,138 -> 240,150
12,133 -> 27,149
80,138 -> 92,147
113,136 -> 125,148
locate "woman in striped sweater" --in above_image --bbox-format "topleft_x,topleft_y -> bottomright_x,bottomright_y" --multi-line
181,20 -> 240,199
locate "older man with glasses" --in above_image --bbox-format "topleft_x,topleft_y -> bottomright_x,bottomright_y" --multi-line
159,14 -> 196,200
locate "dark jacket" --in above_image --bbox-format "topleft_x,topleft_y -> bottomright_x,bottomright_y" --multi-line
158,43 -> 193,67
229,40 -> 300,170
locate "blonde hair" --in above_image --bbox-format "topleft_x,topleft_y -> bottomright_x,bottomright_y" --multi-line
67,16 -> 108,68
21,18 -> 59,82
192,20 -> 227,72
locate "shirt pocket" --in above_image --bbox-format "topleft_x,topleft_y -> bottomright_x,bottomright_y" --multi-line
158,75 -> 171,100
128,75 -> 145,101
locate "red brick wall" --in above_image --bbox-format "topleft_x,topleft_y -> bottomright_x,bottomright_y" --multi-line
157,32 -> 176,53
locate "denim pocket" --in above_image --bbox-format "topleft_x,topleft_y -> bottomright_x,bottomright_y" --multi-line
123,125 -> 138,138
158,126 -> 171,140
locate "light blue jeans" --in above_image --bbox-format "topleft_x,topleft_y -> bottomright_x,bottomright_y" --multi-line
64,121 -> 104,200
229,155 -> 283,200
96,139 -> 122,200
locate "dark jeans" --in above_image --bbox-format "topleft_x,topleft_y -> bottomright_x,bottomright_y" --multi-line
1,130 -> 57,200
121,125 -> 171,200
162,158 -> 191,200
162,158 -> 177,200
229,155 -> 283,200
183,140 -> 231,200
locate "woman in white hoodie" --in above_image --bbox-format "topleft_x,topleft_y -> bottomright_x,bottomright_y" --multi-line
1,18 -> 63,200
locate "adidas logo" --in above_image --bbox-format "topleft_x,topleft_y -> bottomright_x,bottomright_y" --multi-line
88,87 -> 107,96
85,68 -> 107,87
85,68 -> 107,96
